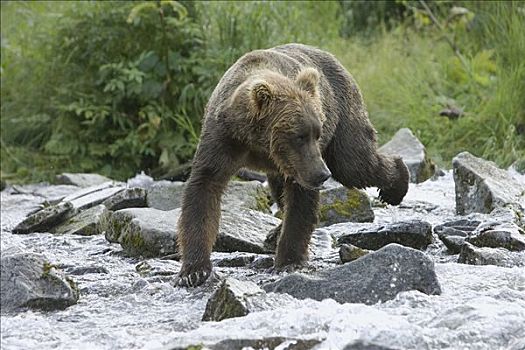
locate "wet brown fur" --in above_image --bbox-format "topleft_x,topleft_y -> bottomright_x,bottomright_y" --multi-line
176,44 -> 409,285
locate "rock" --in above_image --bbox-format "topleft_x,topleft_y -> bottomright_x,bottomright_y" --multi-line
62,181 -> 125,210
102,187 -> 147,211
55,172 -> 112,187
319,186 -> 374,226
0,253 -> 79,313
147,180 -> 271,213
467,223 -> 525,251
250,256 -> 275,270
8,184 -> 80,204
135,259 -> 181,277
343,340 -> 400,350
264,244 -> 441,304
202,278 -> 265,321
458,242 -> 525,267
337,220 -> 433,250
339,244 -> 371,263
146,181 -> 185,211
12,201 -> 73,234
210,337 -> 321,350
452,152 -> 525,215
214,208 -> 280,254
100,206 -> 279,257
99,207 -> 179,257
127,171 -> 155,189
379,128 -> 435,183
434,219 -> 480,254
51,204 -> 105,236
215,254 -> 257,267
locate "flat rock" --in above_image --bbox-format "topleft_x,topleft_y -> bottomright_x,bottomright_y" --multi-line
99,207 -> 179,257
319,186 -> 374,226
102,187 -> 147,211
100,207 -> 280,257
0,253 -> 79,313
12,201 -> 73,234
51,204 -> 106,235
215,254 -> 257,267
339,244 -> 371,263
264,244 -> 441,304
147,180 -> 271,212
55,173 -> 112,187
9,184 -> 81,204
210,337 -> 321,350
379,128 -> 435,183
337,220 -> 433,250
62,181 -> 125,210
343,340 -> 400,350
458,242 -> 525,267
467,222 -> 525,251
434,219 -> 481,254
452,152 -> 525,215
202,278 -> 264,321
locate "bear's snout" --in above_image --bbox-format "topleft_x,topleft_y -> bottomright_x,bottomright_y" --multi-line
308,164 -> 331,189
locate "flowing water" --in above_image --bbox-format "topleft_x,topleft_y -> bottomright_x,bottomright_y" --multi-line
1,172 -> 524,350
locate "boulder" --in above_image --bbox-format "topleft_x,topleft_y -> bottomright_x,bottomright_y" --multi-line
12,201 -> 73,234
102,187 -> 147,211
100,207 -> 280,257
99,207 -> 179,257
434,219 -> 481,254
62,182 -> 125,210
202,278 -> 264,321
339,244 -> 371,263
319,186 -> 374,226
1,253 -> 79,313
379,128 -> 435,183
147,180 -> 271,213
467,222 -> 525,251
51,204 -> 106,236
458,242 -> 525,267
264,244 -> 441,304
55,173 -> 112,187
337,220 -> 433,250
343,340 -> 400,350
210,338 -> 320,350
452,152 -> 525,215
215,254 -> 257,267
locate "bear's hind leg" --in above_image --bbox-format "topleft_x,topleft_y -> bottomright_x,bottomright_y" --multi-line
274,181 -> 319,268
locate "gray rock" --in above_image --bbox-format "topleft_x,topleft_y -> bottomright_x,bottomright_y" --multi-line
250,256 -> 275,270
467,223 -> 525,251
99,207 -> 179,257
66,266 -> 109,275
55,173 -> 112,187
434,219 -> 481,254
9,184 -> 80,204
343,340 -> 400,350
458,242 -> 525,267
102,187 -> 147,211
1,253 -> 79,313
135,259 -> 181,277
146,181 -> 185,211
100,206 -> 280,257
452,152 -> 525,215
379,128 -> 435,183
319,186 -> 374,226
214,208 -> 280,254
62,181 -> 125,210
147,180 -> 271,213
12,201 -> 73,234
210,337 -> 321,350
264,244 -> 441,304
215,254 -> 257,267
51,204 -> 106,236
339,244 -> 371,263
202,278 -> 265,321
337,220 -> 433,250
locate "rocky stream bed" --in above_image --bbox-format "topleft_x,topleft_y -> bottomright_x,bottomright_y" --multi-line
1,130 -> 524,350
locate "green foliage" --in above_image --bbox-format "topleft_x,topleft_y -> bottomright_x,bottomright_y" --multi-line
1,1 -> 523,184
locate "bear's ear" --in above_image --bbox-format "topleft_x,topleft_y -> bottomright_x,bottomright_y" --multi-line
295,67 -> 320,96
250,80 -> 273,110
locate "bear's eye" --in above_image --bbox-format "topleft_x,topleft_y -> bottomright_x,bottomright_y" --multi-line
296,134 -> 307,143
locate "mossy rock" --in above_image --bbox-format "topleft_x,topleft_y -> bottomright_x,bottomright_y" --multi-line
319,187 -> 374,226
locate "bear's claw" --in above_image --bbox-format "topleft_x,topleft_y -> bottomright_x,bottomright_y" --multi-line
174,270 -> 210,287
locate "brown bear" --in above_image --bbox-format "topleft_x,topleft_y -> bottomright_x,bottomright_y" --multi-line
176,44 -> 409,287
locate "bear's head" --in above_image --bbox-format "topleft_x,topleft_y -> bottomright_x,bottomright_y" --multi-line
248,67 -> 331,189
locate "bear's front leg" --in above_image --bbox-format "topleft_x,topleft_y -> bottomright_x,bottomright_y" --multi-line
176,137 -> 241,287
275,181 -> 320,268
